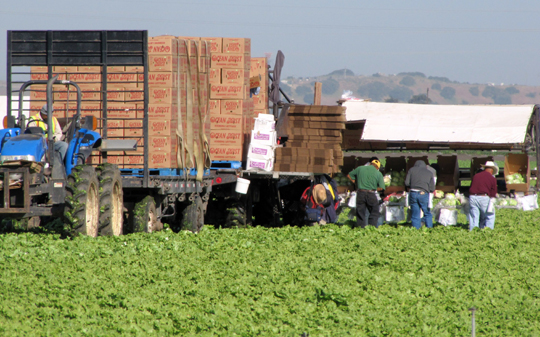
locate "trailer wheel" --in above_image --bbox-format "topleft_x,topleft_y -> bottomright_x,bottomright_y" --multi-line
133,196 -> 162,233
180,196 -> 204,233
96,164 -> 124,236
64,165 -> 100,237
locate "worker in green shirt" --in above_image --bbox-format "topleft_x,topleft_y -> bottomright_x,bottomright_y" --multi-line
347,159 -> 385,228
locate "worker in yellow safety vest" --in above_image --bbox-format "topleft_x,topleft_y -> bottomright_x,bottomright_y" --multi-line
27,104 -> 68,162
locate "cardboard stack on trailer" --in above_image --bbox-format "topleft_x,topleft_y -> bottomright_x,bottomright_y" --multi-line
274,105 -> 346,174
207,38 -> 253,162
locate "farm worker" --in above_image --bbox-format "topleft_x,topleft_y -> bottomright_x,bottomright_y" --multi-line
27,104 -> 68,163
405,160 -> 435,229
300,184 -> 332,225
468,161 -> 498,230
347,159 -> 385,228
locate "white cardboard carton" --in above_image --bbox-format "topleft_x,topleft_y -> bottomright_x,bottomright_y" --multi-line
253,117 -> 275,132
246,157 -> 274,172
247,144 -> 275,160
251,130 -> 276,147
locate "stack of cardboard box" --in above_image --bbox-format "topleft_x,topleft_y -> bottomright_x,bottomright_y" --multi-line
246,114 -> 276,171
250,57 -> 269,116
274,105 -> 346,174
208,38 -> 252,162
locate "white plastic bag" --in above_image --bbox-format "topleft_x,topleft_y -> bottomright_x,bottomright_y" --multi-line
487,198 -> 495,214
348,192 -> 357,207
520,194 -> 539,211
428,193 -> 433,208
438,208 -> 458,226
386,206 -> 405,223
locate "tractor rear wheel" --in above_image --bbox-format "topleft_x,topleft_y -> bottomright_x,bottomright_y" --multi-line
133,196 -> 162,233
64,165 -> 100,237
180,195 -> 204,233
96,163 -> 124,236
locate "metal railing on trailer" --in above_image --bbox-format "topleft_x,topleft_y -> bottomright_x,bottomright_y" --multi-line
6,30 -> 151,187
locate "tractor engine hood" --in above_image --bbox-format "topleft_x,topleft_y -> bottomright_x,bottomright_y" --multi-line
0,134 -> 47,163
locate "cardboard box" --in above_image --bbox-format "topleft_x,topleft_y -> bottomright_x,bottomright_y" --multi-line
107,66 -> 125,72
106,73 -> 139,88
124,154 -> 144,167
148,119 -> 177,136
149,55 -> 178,72
77,84 -> 102,101
125,66 -> 145,72
223,38 -> 251,54
107,87 -> 125,102
149,87 -> 178,104
148,72 -> 177,87
251,130 -> 276,147
150,152 -> 176,168
78,103 -> 102,119
221,68 -> 245,84
209,144 -> 243,161
220,100 -> 243,115
149,136 -> 172,152
435,155 -> 459,193
106,103 -> 136,119
105,120 -> 124,137
247,144 -> 274,160
470,156 -> 495,177
147,104 -> 178,120
246,157 -> 273,172
250,57 -> 268,75
201,37 -> 223,53
124,119 -> 143,137
210,84 -> 245,100
504,153 -> 530,192
69,73 -> 101,83
253,92 -> 267,109
78,66 -> 101,73
210,114 -> 243,131
148,35 -> 178,55
209,130 -> 243,146
86,155 -> 101,165
125,88 -> 145,102
209,68 -> 221,84
209,100 -> 220,114
211,53 -> 249,69
53,66 -> 79,73
106,155 -> 124,166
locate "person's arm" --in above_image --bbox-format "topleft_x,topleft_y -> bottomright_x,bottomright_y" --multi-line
53,118 -> 63,141
377,173 -> 385,191
347,174 -> 355,185
428,172 -> 435,192
405,170 -> 411,187
490,176 -> 498,198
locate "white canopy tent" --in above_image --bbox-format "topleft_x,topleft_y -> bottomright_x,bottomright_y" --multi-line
343,101 -> 536,146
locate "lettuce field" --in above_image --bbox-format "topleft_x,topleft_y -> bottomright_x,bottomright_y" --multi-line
1,207 -> 540,336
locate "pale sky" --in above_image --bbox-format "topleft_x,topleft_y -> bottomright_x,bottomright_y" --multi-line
2,0 -> 540,85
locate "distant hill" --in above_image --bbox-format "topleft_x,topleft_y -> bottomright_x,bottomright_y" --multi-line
280,70 -> 540,106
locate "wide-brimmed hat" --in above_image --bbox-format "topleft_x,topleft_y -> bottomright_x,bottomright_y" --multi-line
481,161 -> 499,176
312,184 -> 327,204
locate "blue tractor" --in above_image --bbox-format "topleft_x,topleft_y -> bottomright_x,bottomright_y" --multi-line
0,75 -> 125,236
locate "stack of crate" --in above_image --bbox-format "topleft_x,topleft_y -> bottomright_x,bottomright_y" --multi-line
208,38 -> 251,162
274,105 -> 346,174
250,57 -> 269,117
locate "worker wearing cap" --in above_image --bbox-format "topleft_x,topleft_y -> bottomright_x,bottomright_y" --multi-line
469,161 -> 498,230
27,104 -> 68,162
347,159 -> 385,228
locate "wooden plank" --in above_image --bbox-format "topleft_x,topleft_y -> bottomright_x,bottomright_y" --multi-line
313,82 -> 322,105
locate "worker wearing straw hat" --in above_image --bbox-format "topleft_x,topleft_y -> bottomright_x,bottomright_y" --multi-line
469,161 -> 498,230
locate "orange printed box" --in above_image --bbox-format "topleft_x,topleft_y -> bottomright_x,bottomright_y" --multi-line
124,155 -> 144,166
125,88 -> 145,102
107,87 -> 125,102
105,120 -> 124,137
107,66 -> 125,72
222,68 -> 245,84
223,38 -> 251,54
201,37 -> 223,54
211,53 -> 249,69
220,100 -> 243,115
53,66 -> 79,72
209,144 -> 243,161
124,119 -> 143,137
148,72 -> 177,87
149,55 -> 178,72
106,103 -> 136,119
147,104 -> 178,120
149,88 -> 178,104
149,136 -> 172,152
78,66 -> 101,73
209,129 -> 244,146
210,84 -> 245,100
210,115 -> 243,131
125,66 -> 144,72
148,119 -> 176,136
149,35 -> 178,55
209,100 -> 220,114
150,152 -> 177,168
78,84 -> 102,101
106,155 -> 124,166
253,92 -> 267,109
209,68 -> 221,84
69,73 -> 102,82
75,103 -> 101,119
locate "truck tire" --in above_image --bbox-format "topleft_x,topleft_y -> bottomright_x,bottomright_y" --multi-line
133,196 -> 162,233
180,196 -> 204,233
96,163 -> 123,236
64,165 -> 100,237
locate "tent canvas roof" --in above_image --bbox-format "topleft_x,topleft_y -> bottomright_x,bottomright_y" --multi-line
343,101 -> 536,145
